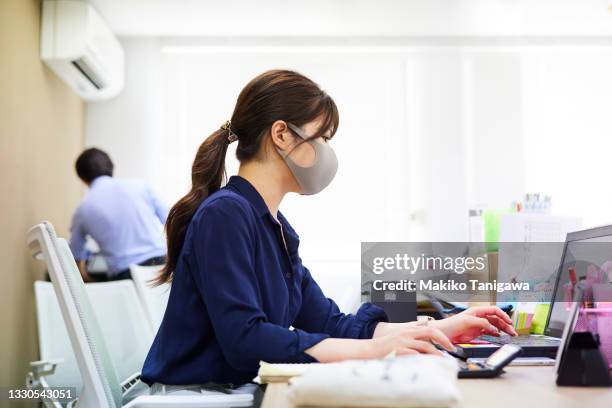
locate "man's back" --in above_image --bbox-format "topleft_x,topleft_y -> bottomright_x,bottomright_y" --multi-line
70,176 -> 168,276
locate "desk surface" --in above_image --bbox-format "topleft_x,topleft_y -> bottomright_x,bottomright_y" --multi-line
261,366 -> 612,408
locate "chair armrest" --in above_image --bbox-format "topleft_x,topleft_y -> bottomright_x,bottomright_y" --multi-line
27,359 -> 64,384
26,359 -> 66,408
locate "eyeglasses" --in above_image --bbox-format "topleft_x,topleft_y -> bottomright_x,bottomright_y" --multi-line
286,122 -> 331,142
286,122 -> 307,140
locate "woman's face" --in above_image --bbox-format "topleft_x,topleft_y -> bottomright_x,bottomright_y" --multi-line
268,117 -> 335,195
284,120 -> 330,168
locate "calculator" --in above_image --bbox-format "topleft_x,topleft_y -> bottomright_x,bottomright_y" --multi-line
458,344 -> 522,378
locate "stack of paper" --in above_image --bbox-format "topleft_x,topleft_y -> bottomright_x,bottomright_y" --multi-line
256,362 -> 314,383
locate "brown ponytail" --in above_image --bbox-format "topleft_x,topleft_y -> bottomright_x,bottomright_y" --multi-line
154,69 -> 339,285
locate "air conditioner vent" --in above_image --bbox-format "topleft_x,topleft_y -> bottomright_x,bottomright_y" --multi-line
71,58 -> 106,90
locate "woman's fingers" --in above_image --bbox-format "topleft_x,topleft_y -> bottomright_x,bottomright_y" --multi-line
454,334 -> 476,343
465,306 -> 517,335
485,315 -> 518,336
468,306 -> 513,325
467,315 -> 500,336
395,347 -> 419,356
402,339 -> 442,356
408,326 -> 455,351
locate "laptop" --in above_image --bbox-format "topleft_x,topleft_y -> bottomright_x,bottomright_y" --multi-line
462,224 -> 612,358
554,291 -> 582,374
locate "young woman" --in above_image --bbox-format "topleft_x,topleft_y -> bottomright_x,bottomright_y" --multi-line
141,69 -> 516,388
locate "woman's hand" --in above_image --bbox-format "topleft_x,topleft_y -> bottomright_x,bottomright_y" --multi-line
432,306 -> 517,343
368,325 -> 455,358
305,325 -> 454,363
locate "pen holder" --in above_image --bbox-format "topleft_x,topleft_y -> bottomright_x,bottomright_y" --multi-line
556,331 -> 612,387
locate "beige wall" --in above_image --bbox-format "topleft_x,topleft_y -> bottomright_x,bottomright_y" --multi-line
0,0 -> 84,389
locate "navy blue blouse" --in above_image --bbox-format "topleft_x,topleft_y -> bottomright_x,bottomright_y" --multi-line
141,176 -> 388,386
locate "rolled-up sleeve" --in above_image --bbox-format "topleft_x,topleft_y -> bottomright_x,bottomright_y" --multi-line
293,265 -> 388,339
192,198 -> 329,372
146,184 -> 168,224
69,208 -> 89,261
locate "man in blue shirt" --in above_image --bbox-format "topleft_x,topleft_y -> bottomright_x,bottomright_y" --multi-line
69,148 -> 168,281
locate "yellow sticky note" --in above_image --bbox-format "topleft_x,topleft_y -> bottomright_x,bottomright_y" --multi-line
530,303 -> 550,334
518,311 -> 527,329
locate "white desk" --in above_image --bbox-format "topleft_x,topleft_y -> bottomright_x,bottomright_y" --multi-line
261,366 -> 612,408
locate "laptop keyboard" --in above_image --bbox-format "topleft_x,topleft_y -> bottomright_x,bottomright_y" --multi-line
479,334 -> 560,346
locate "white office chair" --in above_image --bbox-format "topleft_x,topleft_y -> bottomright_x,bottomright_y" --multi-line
129,265 -> 169,332
34,280 -> 154,396
34,281 -> 79,394
27,221 -> 253,408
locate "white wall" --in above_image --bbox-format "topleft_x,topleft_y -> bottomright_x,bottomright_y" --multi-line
85,40 -> 164,190
88,0 -> 612,37
521,48 -> 612,228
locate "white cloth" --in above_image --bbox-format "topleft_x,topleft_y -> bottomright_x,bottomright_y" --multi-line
287,355 -> 461,407
149,383 -> 257,396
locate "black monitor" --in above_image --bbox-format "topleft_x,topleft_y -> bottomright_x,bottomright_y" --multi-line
545,224 -> 612,338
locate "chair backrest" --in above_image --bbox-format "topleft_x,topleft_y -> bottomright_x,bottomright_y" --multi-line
86,280 -> 154,380
34,281 -> 81,391
27,222 -> 123,408
129,264 -> 170,331
34,280 -> 154,394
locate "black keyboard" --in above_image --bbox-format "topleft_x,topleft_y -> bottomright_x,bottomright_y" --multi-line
478,334 -> 560,347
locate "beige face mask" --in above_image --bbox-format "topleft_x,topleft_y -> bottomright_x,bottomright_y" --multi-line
279,123 -> 339,195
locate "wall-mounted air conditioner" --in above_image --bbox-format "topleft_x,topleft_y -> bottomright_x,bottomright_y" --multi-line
41,0 -> 124,101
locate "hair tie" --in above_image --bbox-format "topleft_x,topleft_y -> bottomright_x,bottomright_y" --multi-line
221,120 -> 238,143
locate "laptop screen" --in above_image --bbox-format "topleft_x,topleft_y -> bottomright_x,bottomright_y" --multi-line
545,226 -> 612,338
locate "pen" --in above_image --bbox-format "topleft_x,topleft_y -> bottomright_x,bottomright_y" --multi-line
569,267 -> 577,286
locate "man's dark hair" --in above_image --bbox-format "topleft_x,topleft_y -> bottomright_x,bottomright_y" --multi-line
75,148 -> 114,183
